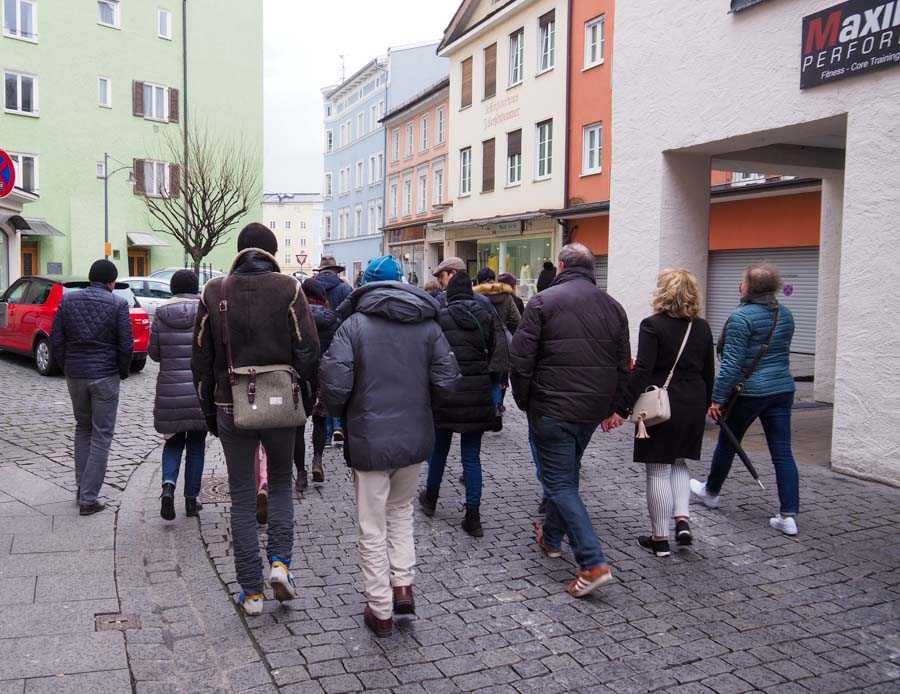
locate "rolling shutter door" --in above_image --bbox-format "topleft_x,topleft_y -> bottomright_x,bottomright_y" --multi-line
707,247 -> 819,355
593,255 -> 608,292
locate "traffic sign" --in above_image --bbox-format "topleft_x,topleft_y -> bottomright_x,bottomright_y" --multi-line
0,150 -> 16,198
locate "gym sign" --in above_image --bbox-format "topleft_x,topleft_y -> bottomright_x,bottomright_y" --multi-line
801,0 -> 900,88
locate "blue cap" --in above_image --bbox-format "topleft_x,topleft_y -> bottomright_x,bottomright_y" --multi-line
363,255 -> 402,284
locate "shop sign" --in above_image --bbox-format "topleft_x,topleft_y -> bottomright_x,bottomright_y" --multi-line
801,0 -> 900,89
487,221 -> 523,236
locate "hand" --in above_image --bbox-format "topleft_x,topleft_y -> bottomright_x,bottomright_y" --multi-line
708,403 -> 723,422
601,413 -> 625,432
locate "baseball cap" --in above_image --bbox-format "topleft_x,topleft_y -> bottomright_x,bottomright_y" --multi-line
432,257 -> 466,277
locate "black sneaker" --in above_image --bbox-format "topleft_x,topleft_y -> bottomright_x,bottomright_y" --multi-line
185,497 -> 202,517
675,520 -> 693,547
638,536 -> 671,557
418,488 -> 438,517
160,483 -> 176,521
79,502 -> 106,516
537,497 -> 548,515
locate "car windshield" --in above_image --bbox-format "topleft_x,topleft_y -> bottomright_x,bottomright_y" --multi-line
63,283 -> 140,309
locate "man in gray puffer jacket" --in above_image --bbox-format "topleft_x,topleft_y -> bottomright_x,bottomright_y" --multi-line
149,269 -> 207,521
320,255 -> 459,638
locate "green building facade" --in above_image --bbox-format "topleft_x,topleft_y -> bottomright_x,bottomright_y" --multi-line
0,0 -> 262,286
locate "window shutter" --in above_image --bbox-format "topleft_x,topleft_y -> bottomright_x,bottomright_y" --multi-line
168,87 -> 180,123
482,139 -> 495,193
508,129 -> 522,157
168,164 -> 181,198
484,44 -> 497,99
132,81 -> 145,117
461,57 -> 473,109
539,10 -> 555,28
133,159 -> 146,195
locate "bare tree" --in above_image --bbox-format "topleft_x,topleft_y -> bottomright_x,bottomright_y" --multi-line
138,121 -> 260,273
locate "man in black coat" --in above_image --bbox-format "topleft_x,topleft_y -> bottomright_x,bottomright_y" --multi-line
510,243 -> 631,598
51,259 -> 133,515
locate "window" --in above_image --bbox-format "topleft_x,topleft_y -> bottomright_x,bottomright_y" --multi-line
584,15 -> 605,68
437,108 -> 446,144
433,168 -> 443,205
285,252 -> 292,266
338,168 -> 346,194
354,206 -> 362,236
483,43 -> 497,99
284,236 -> 292,246
376,152 -> 384,181
144,160 -> 170,197
142,82 -> 168,120
97,0 -> 119,28
8,152 -> 37,192
98,76 -> 111,108
403,178 -> 412,215
418,173 -> 428,213
4,71 -> 37,115
367,201 -> 377,234
285,221 -> 292,230
339,122 -> 347,147
460,56 -> 473,109
375,201 -> 382,229
459,147 -> 472,196
324,172 -> 333,197
3,0 -> 37,41
507,129 -> 522,185
325,130 -> 334,153
356,160 -> 364,189
368,155 -> 376,184
301,238 -> 306,246
324,212 -> 332,239
538,11 -> 555,73
268,221 -> 275,229
344,119 -> 351,143
378,100 -> 385,118
420,116 -> 429,151
582,122 -> 602,175
370,103 -> 377,130
482,138 -> 495,193
357,112 -> 365,138
392,129 -> 400,162
157,8 -> 172,39
509,28 -> 524,86
390,183 -> 398,218
536,120 -> 553,179
405,123 -> 415,157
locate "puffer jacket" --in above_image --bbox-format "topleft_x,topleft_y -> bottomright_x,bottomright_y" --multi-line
510,265 -> 631,423
474,282 -> 521,335
192,250 -> 320,412
712,300 -> 795,404
149,295 -> 206,433
316,271 -> 352,312
433,276 -> 498,433
320,282 -> 460,471
50,283 -> 133,379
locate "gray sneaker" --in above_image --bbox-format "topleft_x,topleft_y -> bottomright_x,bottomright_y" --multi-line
690,479 -> 720,509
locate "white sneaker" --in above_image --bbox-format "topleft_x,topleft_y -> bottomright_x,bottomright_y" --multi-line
238,592 -> 264,616
689,479 -> 720,509
269,560 -> 298,602
769,515 -> 798,536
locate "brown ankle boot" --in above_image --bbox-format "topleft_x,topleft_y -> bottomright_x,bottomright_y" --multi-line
393,586 -> 415,615
363,606 -> 392,638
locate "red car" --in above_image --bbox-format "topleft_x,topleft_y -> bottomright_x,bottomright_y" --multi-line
0,276 -> 151,376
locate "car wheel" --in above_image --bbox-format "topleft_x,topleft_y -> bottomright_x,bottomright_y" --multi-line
130,354 -> 147,373
34,336 -> 59,376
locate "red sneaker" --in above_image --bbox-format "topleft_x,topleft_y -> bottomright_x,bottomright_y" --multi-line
567,565 -> 613,598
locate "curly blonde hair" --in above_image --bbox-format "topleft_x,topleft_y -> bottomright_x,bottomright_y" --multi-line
652,268 -> 702,319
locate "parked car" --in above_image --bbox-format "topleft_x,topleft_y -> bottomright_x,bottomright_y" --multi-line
0,276 -> 151,376
150,267 -> 223,286
121,276 -> 173,318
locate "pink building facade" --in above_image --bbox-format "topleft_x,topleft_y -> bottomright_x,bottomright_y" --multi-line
382,77 -> 449,286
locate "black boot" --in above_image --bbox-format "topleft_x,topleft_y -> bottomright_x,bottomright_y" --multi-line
160,483 -> 176,521
185,497 -> 202,517
462,505 -> 483,538
418,488 -> 438,517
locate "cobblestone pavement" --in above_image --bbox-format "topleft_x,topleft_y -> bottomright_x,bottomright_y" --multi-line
1,353 -> 898,693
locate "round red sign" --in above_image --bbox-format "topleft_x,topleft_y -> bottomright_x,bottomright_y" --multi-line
0,150 -> 16,198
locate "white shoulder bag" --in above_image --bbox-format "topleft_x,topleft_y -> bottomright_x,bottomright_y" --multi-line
630,321 -> 693,440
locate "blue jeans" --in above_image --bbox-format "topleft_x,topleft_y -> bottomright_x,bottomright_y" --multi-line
426,428 -> 484,508
326,416 -> 345,442
162,431 -> 207,498
529,414 -> 607,571
705,391 -> 799,515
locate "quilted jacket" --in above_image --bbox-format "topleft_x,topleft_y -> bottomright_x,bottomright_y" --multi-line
50,283 -> 133,379
149,295 -> 206,434
712,301 -> 795,404
473,281 -> 521,335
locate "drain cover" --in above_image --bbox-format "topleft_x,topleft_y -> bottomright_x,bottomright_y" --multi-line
200,475 -> 231,504
95,613 -> 141,631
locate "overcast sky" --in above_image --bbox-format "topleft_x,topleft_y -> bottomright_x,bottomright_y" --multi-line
263,0 -> 460,194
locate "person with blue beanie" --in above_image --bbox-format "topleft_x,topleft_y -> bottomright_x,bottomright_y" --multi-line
362,255 -> 403,284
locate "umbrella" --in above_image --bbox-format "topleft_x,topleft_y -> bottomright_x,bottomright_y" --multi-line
717,419 -> 765,490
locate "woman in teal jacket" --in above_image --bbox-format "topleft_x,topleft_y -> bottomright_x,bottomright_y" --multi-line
690,262 -> 801,536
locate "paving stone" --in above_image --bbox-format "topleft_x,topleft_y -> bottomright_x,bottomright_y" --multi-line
22,669 -> 131,693
0,633 -> 126,680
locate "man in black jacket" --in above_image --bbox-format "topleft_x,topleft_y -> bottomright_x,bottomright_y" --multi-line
51,259 -> 133,515
510,243 -> 631,598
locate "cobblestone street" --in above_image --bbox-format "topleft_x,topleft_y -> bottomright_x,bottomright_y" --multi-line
0,355 -> 898,693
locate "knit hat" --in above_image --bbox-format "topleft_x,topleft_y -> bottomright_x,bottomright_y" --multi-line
89,259 -> 118,284
236,222 -> 278,255
363,255 -> 402,284
170,269 -> 199,295
301,277 -> 327,304
498,272 -> 517,287
476,267 -> 496,285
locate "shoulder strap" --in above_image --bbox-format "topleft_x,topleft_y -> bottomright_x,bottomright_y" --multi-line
726,304 -> 780,409
218,277 -> 237,384
460,307 -> 490,356
662,320 -> 692,390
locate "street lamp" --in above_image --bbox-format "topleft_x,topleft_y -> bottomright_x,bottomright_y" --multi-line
99,152 -> 135,260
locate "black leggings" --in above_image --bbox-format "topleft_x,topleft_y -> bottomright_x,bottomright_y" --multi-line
293,416 -> 327,475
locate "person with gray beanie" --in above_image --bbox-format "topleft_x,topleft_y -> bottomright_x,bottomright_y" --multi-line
50,259 -> 133,515
150,269 -> 207,521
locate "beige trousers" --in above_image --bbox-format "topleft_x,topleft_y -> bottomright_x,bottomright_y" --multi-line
353,464 -> 420,619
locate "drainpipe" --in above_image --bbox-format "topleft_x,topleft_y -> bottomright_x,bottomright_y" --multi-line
561,0 -> 574,251
182,0 -> 189,268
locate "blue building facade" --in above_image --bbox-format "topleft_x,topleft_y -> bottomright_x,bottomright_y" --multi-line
322,43 -> 448,283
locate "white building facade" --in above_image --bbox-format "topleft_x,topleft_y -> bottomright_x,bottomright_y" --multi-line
262,193 -> 322,277
610,0 -> 900,485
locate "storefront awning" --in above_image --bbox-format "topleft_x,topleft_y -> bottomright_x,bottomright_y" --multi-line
127,231 -> 170,247
435,211 -> 547,232
0,212 -> 64,236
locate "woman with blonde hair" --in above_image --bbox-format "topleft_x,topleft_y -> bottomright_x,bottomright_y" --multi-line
627,269 -> 715,557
